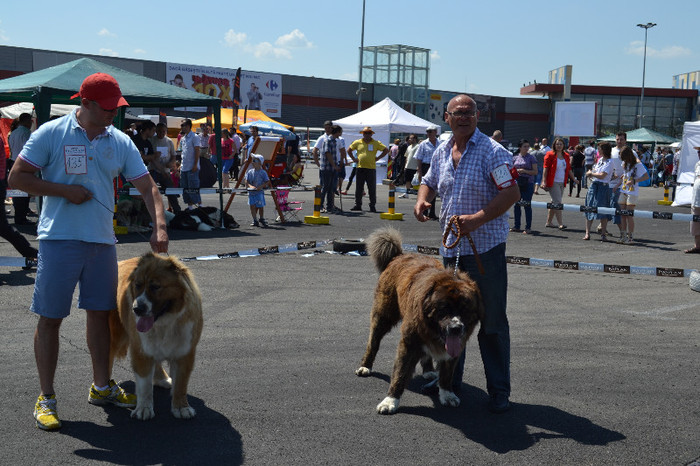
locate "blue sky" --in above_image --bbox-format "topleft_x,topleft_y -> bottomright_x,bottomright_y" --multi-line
0,0 -> 696,98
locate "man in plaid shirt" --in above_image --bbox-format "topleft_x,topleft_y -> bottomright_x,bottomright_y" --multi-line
415,94 -> 520,414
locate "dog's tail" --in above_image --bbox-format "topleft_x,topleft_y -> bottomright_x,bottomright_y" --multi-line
367,227 -> 403,273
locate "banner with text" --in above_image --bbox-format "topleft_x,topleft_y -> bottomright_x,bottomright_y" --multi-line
166,63 -> 282,116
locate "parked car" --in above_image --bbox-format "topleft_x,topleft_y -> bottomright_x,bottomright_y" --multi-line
300,139 -> 318,160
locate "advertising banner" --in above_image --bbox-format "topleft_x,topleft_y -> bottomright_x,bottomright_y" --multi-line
166,63 -> 282,116
240,71 -> 282,117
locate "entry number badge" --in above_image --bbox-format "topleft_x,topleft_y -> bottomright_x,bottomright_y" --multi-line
64,145 -> 87,175
490,164 -> 515,190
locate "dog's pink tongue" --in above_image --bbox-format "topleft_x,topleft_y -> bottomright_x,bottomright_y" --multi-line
445,336 -> 462,358
136,316 -> 155,333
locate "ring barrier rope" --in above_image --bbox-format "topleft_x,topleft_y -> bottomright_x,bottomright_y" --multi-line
2,238 -> 696,278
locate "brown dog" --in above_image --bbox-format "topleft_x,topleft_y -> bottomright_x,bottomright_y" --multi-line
356,227 -> 483,414
109,253 -> 203,420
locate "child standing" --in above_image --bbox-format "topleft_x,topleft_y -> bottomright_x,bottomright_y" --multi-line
246,154 -> 271,227
618,147 -> 649,243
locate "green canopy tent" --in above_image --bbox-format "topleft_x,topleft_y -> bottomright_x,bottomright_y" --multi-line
597,127 -> 680,145
0,58 -> 227,220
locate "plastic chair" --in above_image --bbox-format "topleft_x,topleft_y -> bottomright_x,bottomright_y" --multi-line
273,188 -> 304,223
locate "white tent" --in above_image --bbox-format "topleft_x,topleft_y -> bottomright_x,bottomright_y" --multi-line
672,121 -> 700,206
334,98 -> 440,184
334,97 -> 440,150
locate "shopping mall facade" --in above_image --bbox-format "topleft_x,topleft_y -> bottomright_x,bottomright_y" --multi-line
0,45 -> 696,142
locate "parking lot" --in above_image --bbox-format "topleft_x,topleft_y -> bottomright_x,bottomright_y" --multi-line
0,169 -> 698,465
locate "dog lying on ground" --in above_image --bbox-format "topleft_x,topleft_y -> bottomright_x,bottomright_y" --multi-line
109,253 -> 203,420
355,227 -> 483,414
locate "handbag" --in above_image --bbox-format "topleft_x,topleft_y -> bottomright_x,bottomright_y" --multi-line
411,173 -> 420,188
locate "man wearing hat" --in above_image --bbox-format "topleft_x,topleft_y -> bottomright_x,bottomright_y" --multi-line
414,125 -> 441,219
347,127 -> 389,212
9,72 -> 168,430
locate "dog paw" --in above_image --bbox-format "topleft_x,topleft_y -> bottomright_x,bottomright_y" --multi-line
131,405 -> 156,420
422,371 -> 438,381
355,366 -> 371,377
438,389 -> 460,408
376,396 -> 399,414
154,377 -> 172,389
172,406 -> 196,419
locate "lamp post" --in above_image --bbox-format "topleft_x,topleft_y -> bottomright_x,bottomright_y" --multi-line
636,22 -> 656,128
357,0 -> 366,112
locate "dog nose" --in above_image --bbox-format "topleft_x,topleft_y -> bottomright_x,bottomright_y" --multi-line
447,317 -> 464,336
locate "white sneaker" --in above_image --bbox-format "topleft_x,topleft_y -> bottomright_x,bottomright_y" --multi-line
398,193 -> 408,199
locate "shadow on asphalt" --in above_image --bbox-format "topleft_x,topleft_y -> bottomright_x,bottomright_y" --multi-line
59,385 -> 242,465
401,383 -> 626,454
0,268 -> 35,286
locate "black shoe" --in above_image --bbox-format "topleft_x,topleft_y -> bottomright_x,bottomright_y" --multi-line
369,206 -> 377,213
488,393 -> 511,414
350,205 -> 362,211
15,219 -> 36,226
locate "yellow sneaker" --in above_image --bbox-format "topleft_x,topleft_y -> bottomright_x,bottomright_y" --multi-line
88,380 -> 136,408
33,394 -> 61,430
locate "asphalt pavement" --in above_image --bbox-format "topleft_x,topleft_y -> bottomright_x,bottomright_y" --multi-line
0,166 -> 698,465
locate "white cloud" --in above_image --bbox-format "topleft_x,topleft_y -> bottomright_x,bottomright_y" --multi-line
430,50 -> 441,61
0,20 -> 8,41
98,48 -> 118,57
275,29 -> 313,49
224,29 -> 248,47
252,42 -> 292,59
340,72 -> 358,81
133,49 -> 146,55
98,28 -> 116,37
625,41 -> 691,59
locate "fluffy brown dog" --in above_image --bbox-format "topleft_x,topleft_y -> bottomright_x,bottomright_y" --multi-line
109,253 -> 203,420
355,227 -> 483,414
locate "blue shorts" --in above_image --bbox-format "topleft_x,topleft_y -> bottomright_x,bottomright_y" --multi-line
248,190 -> 266,208
221,158 -> 234,173
31,240 -> 118,318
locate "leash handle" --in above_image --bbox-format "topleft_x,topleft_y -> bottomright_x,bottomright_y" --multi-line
442,215 -> 485,275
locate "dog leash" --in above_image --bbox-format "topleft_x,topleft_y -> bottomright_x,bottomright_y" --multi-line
442,215 -> 485,276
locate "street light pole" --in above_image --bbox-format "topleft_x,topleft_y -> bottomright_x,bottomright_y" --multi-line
636,22 -> 656,128
357,0 -> 366,113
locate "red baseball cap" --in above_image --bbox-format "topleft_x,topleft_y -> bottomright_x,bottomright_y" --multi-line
70,73 -> 129,109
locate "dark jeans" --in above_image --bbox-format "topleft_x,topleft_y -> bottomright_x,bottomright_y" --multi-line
150,170 -> 181,213
514,182 -> 534,230
444,243 -> 510,397
0,179 -> 37,258
320,169 -> 338,210
569,168 -> 584,196
354,168 -> 376,208
345,167 -> 357,190
421,163 -> 436,217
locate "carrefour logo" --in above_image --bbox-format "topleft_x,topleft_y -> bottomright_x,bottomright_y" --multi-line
266,80 -> 279,91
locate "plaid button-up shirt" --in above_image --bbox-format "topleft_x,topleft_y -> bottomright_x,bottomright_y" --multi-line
320,136 -> 337,171
422,128 -> 513,256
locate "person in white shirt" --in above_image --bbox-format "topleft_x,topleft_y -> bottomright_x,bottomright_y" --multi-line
618,147 -> 649,244
8,113 -> 35,224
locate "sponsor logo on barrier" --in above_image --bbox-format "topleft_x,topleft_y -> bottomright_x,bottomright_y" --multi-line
579,262 -> 604,272
506,256 -> 530,265
218,252 -> 240,259
530,258 -> 554,267
297,241 -> 317,250
183,188 -> 200,196
617,209 -> 634,217
547,203 -> 564,210
417,245 -> 441,255
604,264 -> 630,274
258,245 -> 279,255
656,267 -> 684,278
554,260 -> 579,270
630,266 -> 656,276
515,200 -> 531,207
653,211 -> 673,220
579,205 -> 598,213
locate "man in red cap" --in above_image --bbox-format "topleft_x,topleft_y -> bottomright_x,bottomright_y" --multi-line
9,72 -> 168,430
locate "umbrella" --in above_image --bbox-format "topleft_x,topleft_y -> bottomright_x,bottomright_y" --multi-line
240,120 -> 295,140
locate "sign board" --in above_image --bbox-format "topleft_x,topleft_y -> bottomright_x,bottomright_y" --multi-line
553,101 -> 596,137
